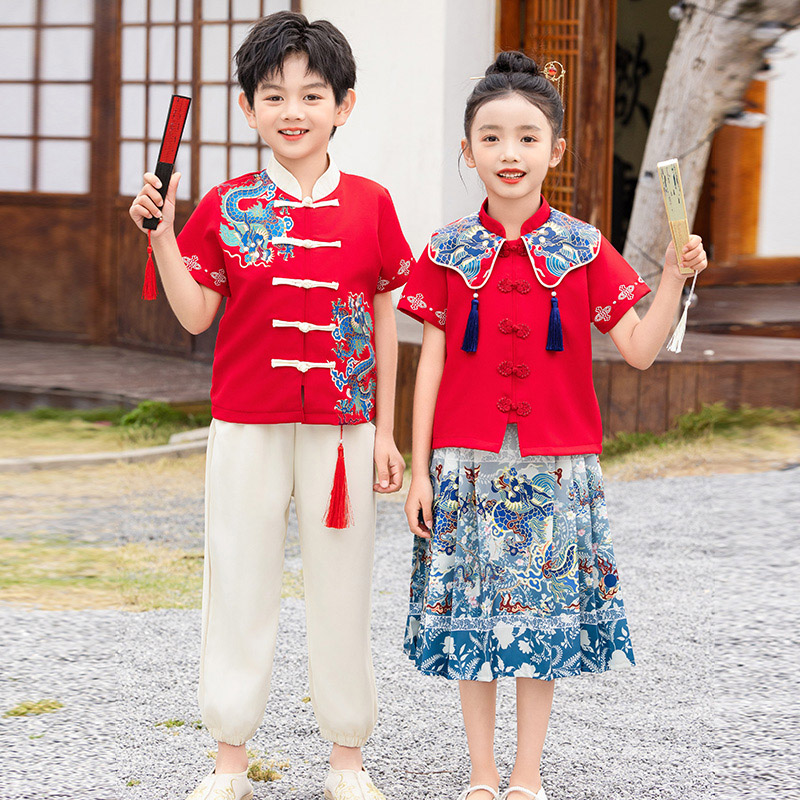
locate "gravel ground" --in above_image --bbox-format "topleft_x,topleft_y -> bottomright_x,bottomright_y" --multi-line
1,468 -> 798,800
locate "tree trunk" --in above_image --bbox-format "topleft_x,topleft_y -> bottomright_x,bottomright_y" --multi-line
622,0 -> 800,309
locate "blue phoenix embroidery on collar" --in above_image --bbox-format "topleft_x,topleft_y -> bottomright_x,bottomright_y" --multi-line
523,209 -> 601,288
427,213 -> 503,289
428,207 -> 601,289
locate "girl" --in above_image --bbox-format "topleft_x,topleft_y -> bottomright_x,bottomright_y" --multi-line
398,51 -> 707,800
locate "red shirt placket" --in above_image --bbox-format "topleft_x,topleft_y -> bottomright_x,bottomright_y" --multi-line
298,206 -> 308,420
496,242 -> 532,420
269,195 -> 342,422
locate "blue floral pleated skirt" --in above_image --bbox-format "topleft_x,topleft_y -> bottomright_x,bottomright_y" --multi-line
404,425 -> 635,681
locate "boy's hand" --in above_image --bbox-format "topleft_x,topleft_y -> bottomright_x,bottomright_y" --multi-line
129,171 -> 181,237
373,432 -> 404,494
404,476 -> 433,539
664,234 -> 707,282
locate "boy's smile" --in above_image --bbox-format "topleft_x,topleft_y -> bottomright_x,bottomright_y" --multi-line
238,52 -> 355,186
278,127 -> 310,140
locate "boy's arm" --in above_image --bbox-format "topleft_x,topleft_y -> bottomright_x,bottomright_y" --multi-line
130,171 -> 223,335
609,236 -> 707,369
151,233 -> 223,335
372,291 -> 404,493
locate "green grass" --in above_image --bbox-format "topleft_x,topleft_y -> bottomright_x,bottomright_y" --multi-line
0,401 -> 211,428
0,401 -> 212,457
0,537 -> 303,611
601,404 -> 800,459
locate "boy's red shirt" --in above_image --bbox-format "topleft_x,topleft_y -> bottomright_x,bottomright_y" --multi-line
397,198 -> 651,455
177,157 -> 412,425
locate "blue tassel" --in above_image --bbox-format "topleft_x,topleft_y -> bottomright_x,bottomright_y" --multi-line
546,293 -> 564,351
461,294 -> 479,353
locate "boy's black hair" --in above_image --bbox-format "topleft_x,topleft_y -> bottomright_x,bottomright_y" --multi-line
235,11 -> 356,108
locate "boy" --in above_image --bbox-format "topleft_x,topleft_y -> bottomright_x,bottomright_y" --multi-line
129,12 -> 411,800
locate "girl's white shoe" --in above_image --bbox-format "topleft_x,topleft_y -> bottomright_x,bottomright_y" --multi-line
185,769 -> 253,800
501,787 -> 547,800
457,786 -> 500,800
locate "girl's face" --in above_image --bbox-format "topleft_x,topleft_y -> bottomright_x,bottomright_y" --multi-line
462,92 -> 566,206
239,52 -> 355,166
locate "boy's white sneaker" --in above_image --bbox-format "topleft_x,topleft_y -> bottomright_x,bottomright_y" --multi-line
324,767 -> 387,799
185,769 -> 253,800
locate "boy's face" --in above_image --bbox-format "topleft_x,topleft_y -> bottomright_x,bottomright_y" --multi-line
239,52 -> 355,166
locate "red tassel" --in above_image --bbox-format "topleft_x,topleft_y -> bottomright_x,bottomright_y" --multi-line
324,428 -> 353,529
142,230 -> 158,300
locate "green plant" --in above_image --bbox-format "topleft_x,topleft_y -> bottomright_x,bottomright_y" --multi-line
120,401 -> 186,428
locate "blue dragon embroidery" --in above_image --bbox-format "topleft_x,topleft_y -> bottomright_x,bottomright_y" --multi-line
481,468 -> 577,615
428,207 -> 601,289
217,172 -> 294,267
330,293 -> 376,424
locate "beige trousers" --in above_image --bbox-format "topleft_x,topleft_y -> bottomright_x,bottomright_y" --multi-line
198,420 -> 378,747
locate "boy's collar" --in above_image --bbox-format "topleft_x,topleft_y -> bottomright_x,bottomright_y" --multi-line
266,154 -> 341,202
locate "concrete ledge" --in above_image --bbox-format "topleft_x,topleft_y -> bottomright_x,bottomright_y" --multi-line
168,426 -> 211,444
0,440 -> 207,473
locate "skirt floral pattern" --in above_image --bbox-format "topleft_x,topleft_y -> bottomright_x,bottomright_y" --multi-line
404,425 -> 635,680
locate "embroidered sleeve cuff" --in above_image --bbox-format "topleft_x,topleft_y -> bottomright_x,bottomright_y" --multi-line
183,254 -> 231,297
397,293 -> 446,329
376,272 -> 406,294
592,279 -> 650,333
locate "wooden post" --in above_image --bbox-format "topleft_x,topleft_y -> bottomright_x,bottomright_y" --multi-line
89,0 -> 121,344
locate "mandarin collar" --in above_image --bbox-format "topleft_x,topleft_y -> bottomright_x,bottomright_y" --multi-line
478,196 -> 551,239
266,154 -> 341,202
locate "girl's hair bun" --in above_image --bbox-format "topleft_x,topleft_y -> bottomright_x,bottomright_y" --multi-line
486,51 -> 541,78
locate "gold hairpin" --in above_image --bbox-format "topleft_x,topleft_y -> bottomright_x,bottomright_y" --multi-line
544,61 -> 566,106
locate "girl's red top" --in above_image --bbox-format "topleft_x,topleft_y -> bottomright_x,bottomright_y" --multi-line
397,197 -> 650,455
177,157 -> 413,425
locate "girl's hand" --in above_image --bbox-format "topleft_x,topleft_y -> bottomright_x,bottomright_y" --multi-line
405,475 -> 433,538
129,171 -> 181,237
373,431 -> 404,493
664,234 -> 708,282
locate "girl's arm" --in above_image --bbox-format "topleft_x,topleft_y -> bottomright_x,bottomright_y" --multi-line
372,291 -> 404,493
404,322 -> 446,538
129,171 -> 222,335
609,235 -> 707,369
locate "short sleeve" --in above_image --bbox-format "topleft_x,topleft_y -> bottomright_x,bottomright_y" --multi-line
176,187 -> 231,297
587,236 -> 650,333
397,249 -> 448,330
375,190 -> 414,293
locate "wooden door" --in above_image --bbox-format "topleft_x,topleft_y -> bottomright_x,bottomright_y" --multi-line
114,0 -> 293,359
497,0 -> 617,233
0,0 -> 292,359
